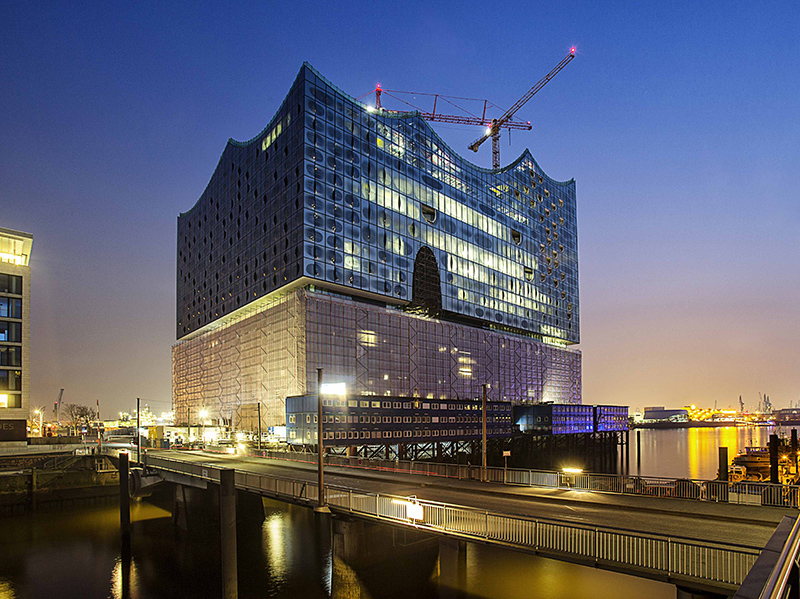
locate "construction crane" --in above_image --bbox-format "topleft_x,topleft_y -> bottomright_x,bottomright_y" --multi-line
469,47 -> 576,168
373,85 -> 533,134
53,388 -> 64,422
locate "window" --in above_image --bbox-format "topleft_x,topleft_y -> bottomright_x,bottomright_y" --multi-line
306,414 -> 311,424
0,370 -> 21,391
0,347 -> 21,367
524,267 -> 534,281
0,275 -> 22,295
420,203 -> 437,224
0,321 -> 21,342
0,393 -> 21,408
511,229 -> 522,245
0,298 -> 22,319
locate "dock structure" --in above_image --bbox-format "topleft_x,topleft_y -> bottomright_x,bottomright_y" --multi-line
138,449 -> 798,597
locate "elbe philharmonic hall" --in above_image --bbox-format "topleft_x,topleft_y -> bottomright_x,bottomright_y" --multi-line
173,64 -> 581,432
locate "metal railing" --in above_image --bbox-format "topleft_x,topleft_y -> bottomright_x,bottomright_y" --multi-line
145,453 -> 760,587
228,448 -> 800,509
759,517 -> 800,599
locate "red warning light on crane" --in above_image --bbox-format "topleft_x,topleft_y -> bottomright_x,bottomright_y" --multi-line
570,47 -> 576,55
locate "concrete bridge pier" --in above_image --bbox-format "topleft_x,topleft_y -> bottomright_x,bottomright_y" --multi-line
237,488 -> 265,525
219,469 -> 238,599
438,537 -> 467,597
171,483 -> 214,531
331,518 -> 370,599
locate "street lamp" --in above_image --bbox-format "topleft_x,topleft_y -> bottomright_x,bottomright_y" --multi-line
34,409 -> 43,437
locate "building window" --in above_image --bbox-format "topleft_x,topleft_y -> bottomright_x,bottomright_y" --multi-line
0,322 -> 21,343
420,203 -> 437,224
0,347 -> 21,367
0,298 -> 22,319
0,393 -> 22,408
0,370 -> 21,391
511,229 -> 522,245
0,275 -> 22,295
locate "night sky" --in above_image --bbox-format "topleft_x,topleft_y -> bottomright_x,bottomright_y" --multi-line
2,1 -> 798,417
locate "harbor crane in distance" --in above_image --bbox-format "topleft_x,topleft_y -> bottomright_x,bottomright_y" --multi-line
468,47 -> 576,169
53,388 -> 64,422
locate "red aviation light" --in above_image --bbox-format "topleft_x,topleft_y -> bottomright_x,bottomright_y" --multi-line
570,47 -> 576,55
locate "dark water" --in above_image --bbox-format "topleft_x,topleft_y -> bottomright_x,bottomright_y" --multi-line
0,493 -> 673,599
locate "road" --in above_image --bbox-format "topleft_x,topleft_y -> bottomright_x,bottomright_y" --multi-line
146,449 -> 794,548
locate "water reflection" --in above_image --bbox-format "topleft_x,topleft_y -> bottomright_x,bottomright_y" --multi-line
0,489 -> 690,598
463,543 -> 672,599
635,425 -> 796,479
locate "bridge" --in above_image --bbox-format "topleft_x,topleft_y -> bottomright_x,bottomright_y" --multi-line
135,449 -> 799,598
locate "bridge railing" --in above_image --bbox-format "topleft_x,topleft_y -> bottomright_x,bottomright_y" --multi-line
145,453 -> 759,587
238,448 -> 800,508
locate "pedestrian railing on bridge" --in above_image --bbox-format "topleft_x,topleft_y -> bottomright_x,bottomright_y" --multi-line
241,448 -> 800,509
145,453 -> 759,589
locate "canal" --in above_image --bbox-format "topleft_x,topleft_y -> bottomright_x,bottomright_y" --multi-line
0,426 -> 781,598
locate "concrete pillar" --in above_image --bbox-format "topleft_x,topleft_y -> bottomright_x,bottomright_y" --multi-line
219,469 -> 238,599
172,484 -> 189,531
333,519 -> 367,567
438,538 -> 466,594
237,490 -> 265,525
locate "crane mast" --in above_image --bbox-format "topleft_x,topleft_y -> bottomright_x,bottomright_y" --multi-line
469,48 -> 576,168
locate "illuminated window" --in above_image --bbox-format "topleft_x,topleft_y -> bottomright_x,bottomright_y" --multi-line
524,267 -> 534,281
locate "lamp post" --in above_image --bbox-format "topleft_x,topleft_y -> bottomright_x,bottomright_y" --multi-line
316,368 -> 326,511
482,384 -> 488,482
34,409 -> 42,437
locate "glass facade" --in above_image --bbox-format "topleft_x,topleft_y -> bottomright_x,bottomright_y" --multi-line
173,64 -> 582,430
177,63 -> 578,346
0,227 -> 31,420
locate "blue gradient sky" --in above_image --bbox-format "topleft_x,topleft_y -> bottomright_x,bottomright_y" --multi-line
2,1 -> 798,416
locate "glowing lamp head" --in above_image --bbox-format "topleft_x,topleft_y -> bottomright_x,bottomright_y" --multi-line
485,127 -> 492,136
199,409 -> 208,419
366,105 -> 376,113
570,47 -> 576,55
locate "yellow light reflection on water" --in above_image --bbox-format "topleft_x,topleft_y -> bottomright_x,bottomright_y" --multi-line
462,541 -> 673,599
110,557 -> 138,599
0,579 -> 16,599
640,426 -> 780,480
